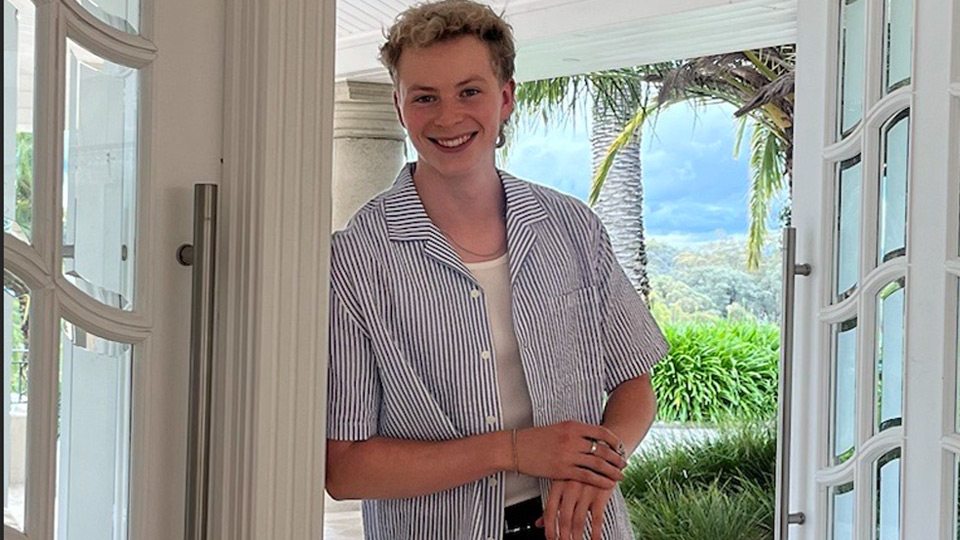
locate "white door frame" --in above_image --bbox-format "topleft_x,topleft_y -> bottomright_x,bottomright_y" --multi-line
207,1 -> 336,539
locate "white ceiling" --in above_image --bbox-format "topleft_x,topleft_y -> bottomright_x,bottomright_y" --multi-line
335,0 -> 797,83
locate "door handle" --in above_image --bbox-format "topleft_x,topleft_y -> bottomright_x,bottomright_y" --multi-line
180,184 -> 218,540
776,227 -> 810,539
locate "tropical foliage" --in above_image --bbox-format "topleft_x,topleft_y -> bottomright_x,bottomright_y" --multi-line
653,320 -> 780,424
514,46 -> 796,269
622,421 -> 777,540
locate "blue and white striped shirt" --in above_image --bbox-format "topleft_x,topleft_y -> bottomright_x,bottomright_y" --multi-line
328,164 -> 669,540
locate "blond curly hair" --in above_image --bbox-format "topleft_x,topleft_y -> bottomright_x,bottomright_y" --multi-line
379,0 -> 516,84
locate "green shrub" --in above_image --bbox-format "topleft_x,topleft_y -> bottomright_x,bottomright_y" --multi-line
623,422 -> 777,540
654,321 -> 779,423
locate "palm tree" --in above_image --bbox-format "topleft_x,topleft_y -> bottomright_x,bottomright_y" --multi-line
515,46 -> 795,271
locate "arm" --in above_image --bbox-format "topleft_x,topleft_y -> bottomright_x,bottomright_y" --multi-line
326,432 -> 510,500
601,372 -> 657,455
326,421 -> 628,501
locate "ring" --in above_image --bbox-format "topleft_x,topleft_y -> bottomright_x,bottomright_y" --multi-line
588,440 -> 598,454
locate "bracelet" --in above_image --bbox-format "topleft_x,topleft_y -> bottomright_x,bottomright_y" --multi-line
511,429 -> 520,476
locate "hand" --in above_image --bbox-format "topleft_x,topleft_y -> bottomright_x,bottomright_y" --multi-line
538,479 -> 614,540
515,421 -> 627,489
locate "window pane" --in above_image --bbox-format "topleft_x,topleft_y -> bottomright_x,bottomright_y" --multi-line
876,279 -> 904,432
839,0 -> 866,136
3,0 -> 35,243
837,157 -> 862,301
875,449 -> 901,540
832,482 -> 855,540
878,111 -> 909,264
3,271 -> 29,531
58,320 -> 132,540
63,40 -> 139,311
77,0 -> 140,35
834,319 -> 857,463
883,0 -> 912,93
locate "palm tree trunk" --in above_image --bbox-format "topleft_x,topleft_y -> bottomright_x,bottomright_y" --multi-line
590,100 -> 651,300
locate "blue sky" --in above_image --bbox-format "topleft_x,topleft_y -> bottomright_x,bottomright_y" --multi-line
504,102 -> 761,246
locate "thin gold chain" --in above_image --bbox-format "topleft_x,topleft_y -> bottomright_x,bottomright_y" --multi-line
442,229 -> 507,258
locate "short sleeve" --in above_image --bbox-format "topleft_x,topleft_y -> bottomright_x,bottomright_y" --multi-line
327,286 -> 381,441
596,222 -> 670,393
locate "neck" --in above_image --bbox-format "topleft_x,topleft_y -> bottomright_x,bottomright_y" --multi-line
412,161 -> 505,227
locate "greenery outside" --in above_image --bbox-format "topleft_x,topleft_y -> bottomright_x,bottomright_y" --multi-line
623,422 -> 777,540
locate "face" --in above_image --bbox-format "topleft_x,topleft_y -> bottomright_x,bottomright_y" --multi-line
393,35 -> 515,181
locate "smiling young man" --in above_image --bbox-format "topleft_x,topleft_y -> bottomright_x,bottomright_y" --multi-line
325,1 -> 669,539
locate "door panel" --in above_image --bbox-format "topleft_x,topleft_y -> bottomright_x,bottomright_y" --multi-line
792,0 -> 958,538
2,0 -> 222,539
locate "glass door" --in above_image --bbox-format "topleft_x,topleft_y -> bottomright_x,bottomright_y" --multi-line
3,0 -> 223,539
790,0 -> 960,538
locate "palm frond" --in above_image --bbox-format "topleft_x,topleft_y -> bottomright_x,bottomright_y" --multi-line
746,122 -> 785,270
587,102 -> 662,205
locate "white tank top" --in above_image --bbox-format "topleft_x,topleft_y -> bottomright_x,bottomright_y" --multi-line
465,254 -> 541,506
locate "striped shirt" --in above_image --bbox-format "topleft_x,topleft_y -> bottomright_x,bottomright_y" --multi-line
328,163 -> 669,540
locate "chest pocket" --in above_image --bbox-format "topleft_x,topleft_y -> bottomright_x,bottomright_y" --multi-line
543,285 -> 603,387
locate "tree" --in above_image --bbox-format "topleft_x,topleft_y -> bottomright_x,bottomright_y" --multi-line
515,46 -> 795,271
593,47 -> 795,269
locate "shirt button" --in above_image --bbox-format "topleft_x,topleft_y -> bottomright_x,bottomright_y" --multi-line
480,350 -> 491,360
486,415 -> 498,425
470,288 -> 481,299
488,477 -> 499,487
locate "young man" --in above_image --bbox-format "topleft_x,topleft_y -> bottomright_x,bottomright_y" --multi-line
325,1 -> 668,539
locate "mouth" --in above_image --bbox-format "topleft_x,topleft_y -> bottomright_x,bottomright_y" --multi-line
429,132 -> 477,150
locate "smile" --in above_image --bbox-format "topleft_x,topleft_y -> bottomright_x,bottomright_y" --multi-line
431,133 -> 476,148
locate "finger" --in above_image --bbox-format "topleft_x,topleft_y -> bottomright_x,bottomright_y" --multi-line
590,444 -> 628,470
571,495 -> 590,540
571,467 -> 616,490
585,426 -> 624,455
544,481 -> 563,540
558,482 -> 580,540
588,498 -> 605,540
575,455 -> 625,482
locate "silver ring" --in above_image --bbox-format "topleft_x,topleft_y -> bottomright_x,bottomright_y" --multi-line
588,440 -> 598,454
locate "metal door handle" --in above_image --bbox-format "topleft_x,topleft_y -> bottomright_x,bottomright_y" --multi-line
181,184 -> 218,540
775,227 -> 810,539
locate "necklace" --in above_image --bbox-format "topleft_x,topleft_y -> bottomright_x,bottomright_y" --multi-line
442,229 -> 507,258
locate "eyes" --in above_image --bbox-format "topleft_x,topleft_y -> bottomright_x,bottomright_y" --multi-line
410,88 -> 481,104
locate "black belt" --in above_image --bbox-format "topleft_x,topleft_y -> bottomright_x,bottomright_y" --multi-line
503,497 -> 546,539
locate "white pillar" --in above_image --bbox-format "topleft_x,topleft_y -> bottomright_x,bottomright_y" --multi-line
332,80 -> 406,231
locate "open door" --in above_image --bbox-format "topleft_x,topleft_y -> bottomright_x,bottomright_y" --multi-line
784,0 -> 960,538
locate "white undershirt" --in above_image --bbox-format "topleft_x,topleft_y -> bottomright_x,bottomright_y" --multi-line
465,254 -> 541,506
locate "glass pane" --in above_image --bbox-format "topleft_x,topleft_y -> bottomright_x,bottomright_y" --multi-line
833,319 -> 857,463
875,449 -> 901,540
955,456 -> 959,540
831,482 -> 855,540
77,0 -> 140,35
63,40 -> 139,311
876,279 -> 904,432
878,111 -> 909,264
883,0 -> 912,93
58,320 -> 132,540
3,271 -> 29,531
836,157 -> 862,301
3,0 -> 35,243
839,0 -> 866,136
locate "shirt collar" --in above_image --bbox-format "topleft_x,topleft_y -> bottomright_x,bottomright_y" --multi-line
382,162 -> 549,285
382,162 -> 548,243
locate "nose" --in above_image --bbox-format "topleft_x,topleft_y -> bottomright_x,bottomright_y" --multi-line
434,100 -> 464,128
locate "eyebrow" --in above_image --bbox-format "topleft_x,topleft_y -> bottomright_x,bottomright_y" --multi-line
407,76 -> 486,92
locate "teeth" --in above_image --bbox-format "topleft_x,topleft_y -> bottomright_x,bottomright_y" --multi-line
436,134 -> 471,148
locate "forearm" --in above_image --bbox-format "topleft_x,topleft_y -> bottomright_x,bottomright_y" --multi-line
326,430 -> 512,500
601,373 -> 657,455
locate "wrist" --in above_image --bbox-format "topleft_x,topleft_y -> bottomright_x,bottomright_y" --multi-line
490,430 -> 514,473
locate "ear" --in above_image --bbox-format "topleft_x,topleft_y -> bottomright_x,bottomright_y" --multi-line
393,90 -> 406,128
500,79 -> 516,122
